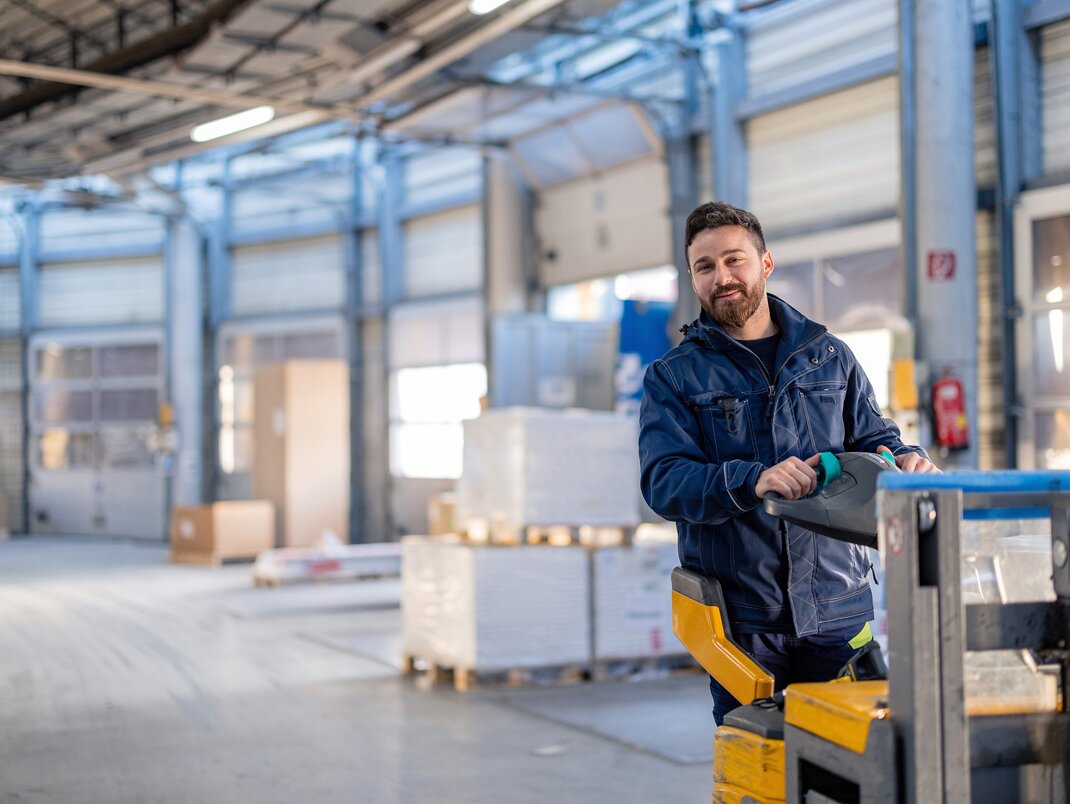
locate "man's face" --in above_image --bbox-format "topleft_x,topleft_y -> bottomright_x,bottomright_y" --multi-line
687,225 -> 774,329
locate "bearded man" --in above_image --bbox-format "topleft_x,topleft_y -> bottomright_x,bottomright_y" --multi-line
637,201 -> 937,724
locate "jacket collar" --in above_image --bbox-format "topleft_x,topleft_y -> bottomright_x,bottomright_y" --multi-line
679,293 -> 826,350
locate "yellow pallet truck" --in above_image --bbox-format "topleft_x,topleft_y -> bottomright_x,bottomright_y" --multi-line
671,455 -> 1070,803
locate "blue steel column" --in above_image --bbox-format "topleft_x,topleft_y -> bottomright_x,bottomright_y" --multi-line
166,203 -> 206,511
667,1 -> 702,338
378,148 -> 404,539
17,201 -> 39,534
203,157 -> 232,502
991,0 -> 1041,468
901,0 -> 979,472
712,16 -> 746,207
345,138 -> 365,543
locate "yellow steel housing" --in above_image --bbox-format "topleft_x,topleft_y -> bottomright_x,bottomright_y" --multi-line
713,725 -> 785,802
671,590 -> 775,705
784,680 -> 889,754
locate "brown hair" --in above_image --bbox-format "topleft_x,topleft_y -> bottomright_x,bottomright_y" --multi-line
684,202 -> 766,266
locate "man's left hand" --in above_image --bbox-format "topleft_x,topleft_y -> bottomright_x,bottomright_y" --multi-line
879,445 -> 940,473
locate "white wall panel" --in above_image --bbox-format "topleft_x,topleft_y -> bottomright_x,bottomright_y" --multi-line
1041,19 -> 1070,175
537,157 -> 672,286
39,210 -> 163,254
388,295 -> 484,369
748,76 -> 899,233
231,172 -> 351,237
40,256 -> 163,326
405,149 -> 482,207
403,204 -> 483,297
745,0 -> 896,97
231,234 -> 344,315
0,268 -> 18,331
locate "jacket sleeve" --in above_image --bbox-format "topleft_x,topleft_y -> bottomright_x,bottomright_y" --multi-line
638,358 -> 765,525
840,343 -> 931,461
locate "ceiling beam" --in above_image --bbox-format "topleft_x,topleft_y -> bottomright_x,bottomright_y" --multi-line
0,57 -> 338,116
358,0 -> 571,109
0,0 -> 254,123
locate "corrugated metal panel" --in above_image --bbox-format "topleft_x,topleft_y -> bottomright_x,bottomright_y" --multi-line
976,210 -> 1004,469
975,46 -> 996,189
387,295 -> 484,369
404,149 -> 482,207
538,156 -> 672,286
1041,19 -> 1070,175
403,204 -> 483,298
745,0 -> 896,98
39,209 -> 163,254
39,256 -> 163,327
231,234 -> 344,315
0,267 -> 18,332
0,338 -> 23,532
231,172 -> 352,238
748,76 -> 899,233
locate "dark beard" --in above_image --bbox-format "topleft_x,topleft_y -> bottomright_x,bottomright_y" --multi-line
701,281 -> 765,329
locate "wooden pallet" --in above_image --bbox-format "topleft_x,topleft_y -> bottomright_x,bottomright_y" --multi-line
401,653 -> 697,691
169,549 -> 256,566
401,654 -> 587,692
461,522 -> 635,547
588,653 -> 698,682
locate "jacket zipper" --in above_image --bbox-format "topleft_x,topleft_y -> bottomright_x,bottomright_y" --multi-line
716,330 -> 828,419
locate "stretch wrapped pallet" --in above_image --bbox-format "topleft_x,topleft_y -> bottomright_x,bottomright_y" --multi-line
591,539 -> 686,660
457,407 -> 640,530
401,537 -> 590,670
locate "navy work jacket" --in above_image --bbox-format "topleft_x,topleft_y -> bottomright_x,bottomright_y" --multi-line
639,295 -> 926,637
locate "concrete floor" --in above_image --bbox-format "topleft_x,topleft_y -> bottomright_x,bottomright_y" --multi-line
0,538 -> 714,804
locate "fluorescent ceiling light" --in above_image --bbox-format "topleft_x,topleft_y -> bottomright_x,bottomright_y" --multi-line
190,106 -> 276,143
469,0 -> 514,14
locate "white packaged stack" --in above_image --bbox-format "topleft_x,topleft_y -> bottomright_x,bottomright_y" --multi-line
457,407 -> 640,530
591,539 -> 686,660
401,536 -> 590,670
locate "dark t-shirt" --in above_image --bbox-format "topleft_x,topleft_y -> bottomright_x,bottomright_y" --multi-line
737,332 -> 780,382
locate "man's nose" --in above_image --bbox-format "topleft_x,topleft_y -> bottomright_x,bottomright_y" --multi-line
712,262 -> 735,286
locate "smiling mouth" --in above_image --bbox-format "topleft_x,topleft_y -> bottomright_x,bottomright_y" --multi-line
715,290 -> 741,300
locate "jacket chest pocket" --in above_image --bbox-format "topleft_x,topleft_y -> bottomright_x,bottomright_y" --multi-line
691,395 -> 758,462
797,381 -> 847,453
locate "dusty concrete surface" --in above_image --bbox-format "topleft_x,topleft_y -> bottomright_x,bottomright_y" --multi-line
0,538 -> 712,804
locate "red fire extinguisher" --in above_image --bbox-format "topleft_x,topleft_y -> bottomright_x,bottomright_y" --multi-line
931,375 -> 969,450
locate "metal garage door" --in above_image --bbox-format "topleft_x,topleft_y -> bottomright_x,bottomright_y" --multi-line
28,329 -> 166,539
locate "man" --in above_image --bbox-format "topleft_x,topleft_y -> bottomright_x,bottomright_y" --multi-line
638,201 -> 937,724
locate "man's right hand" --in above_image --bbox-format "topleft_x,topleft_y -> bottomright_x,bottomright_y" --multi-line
755,454 -> 822,500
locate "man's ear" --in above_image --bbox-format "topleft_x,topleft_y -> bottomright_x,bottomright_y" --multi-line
762,250 -> 774,279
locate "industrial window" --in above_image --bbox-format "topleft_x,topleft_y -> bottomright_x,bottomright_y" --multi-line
389,363 -> 486,479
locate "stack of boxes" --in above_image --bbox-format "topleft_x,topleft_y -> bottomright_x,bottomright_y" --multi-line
403,408 -> 687,674
457,407 -> 640,539
402,538 -> 590,671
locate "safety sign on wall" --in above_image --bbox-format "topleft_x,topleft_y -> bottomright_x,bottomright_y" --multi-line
927,249 -> 957,281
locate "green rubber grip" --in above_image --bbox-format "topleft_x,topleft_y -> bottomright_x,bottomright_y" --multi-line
879,449 -> 896,466
817,452 -> 842,488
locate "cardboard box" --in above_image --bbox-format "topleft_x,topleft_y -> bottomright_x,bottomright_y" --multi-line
427,492 -> 457,537
253,360 -> 350,547
170,500 -> 275,563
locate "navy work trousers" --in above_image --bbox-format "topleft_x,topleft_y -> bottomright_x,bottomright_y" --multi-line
709,627 -> 866,726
